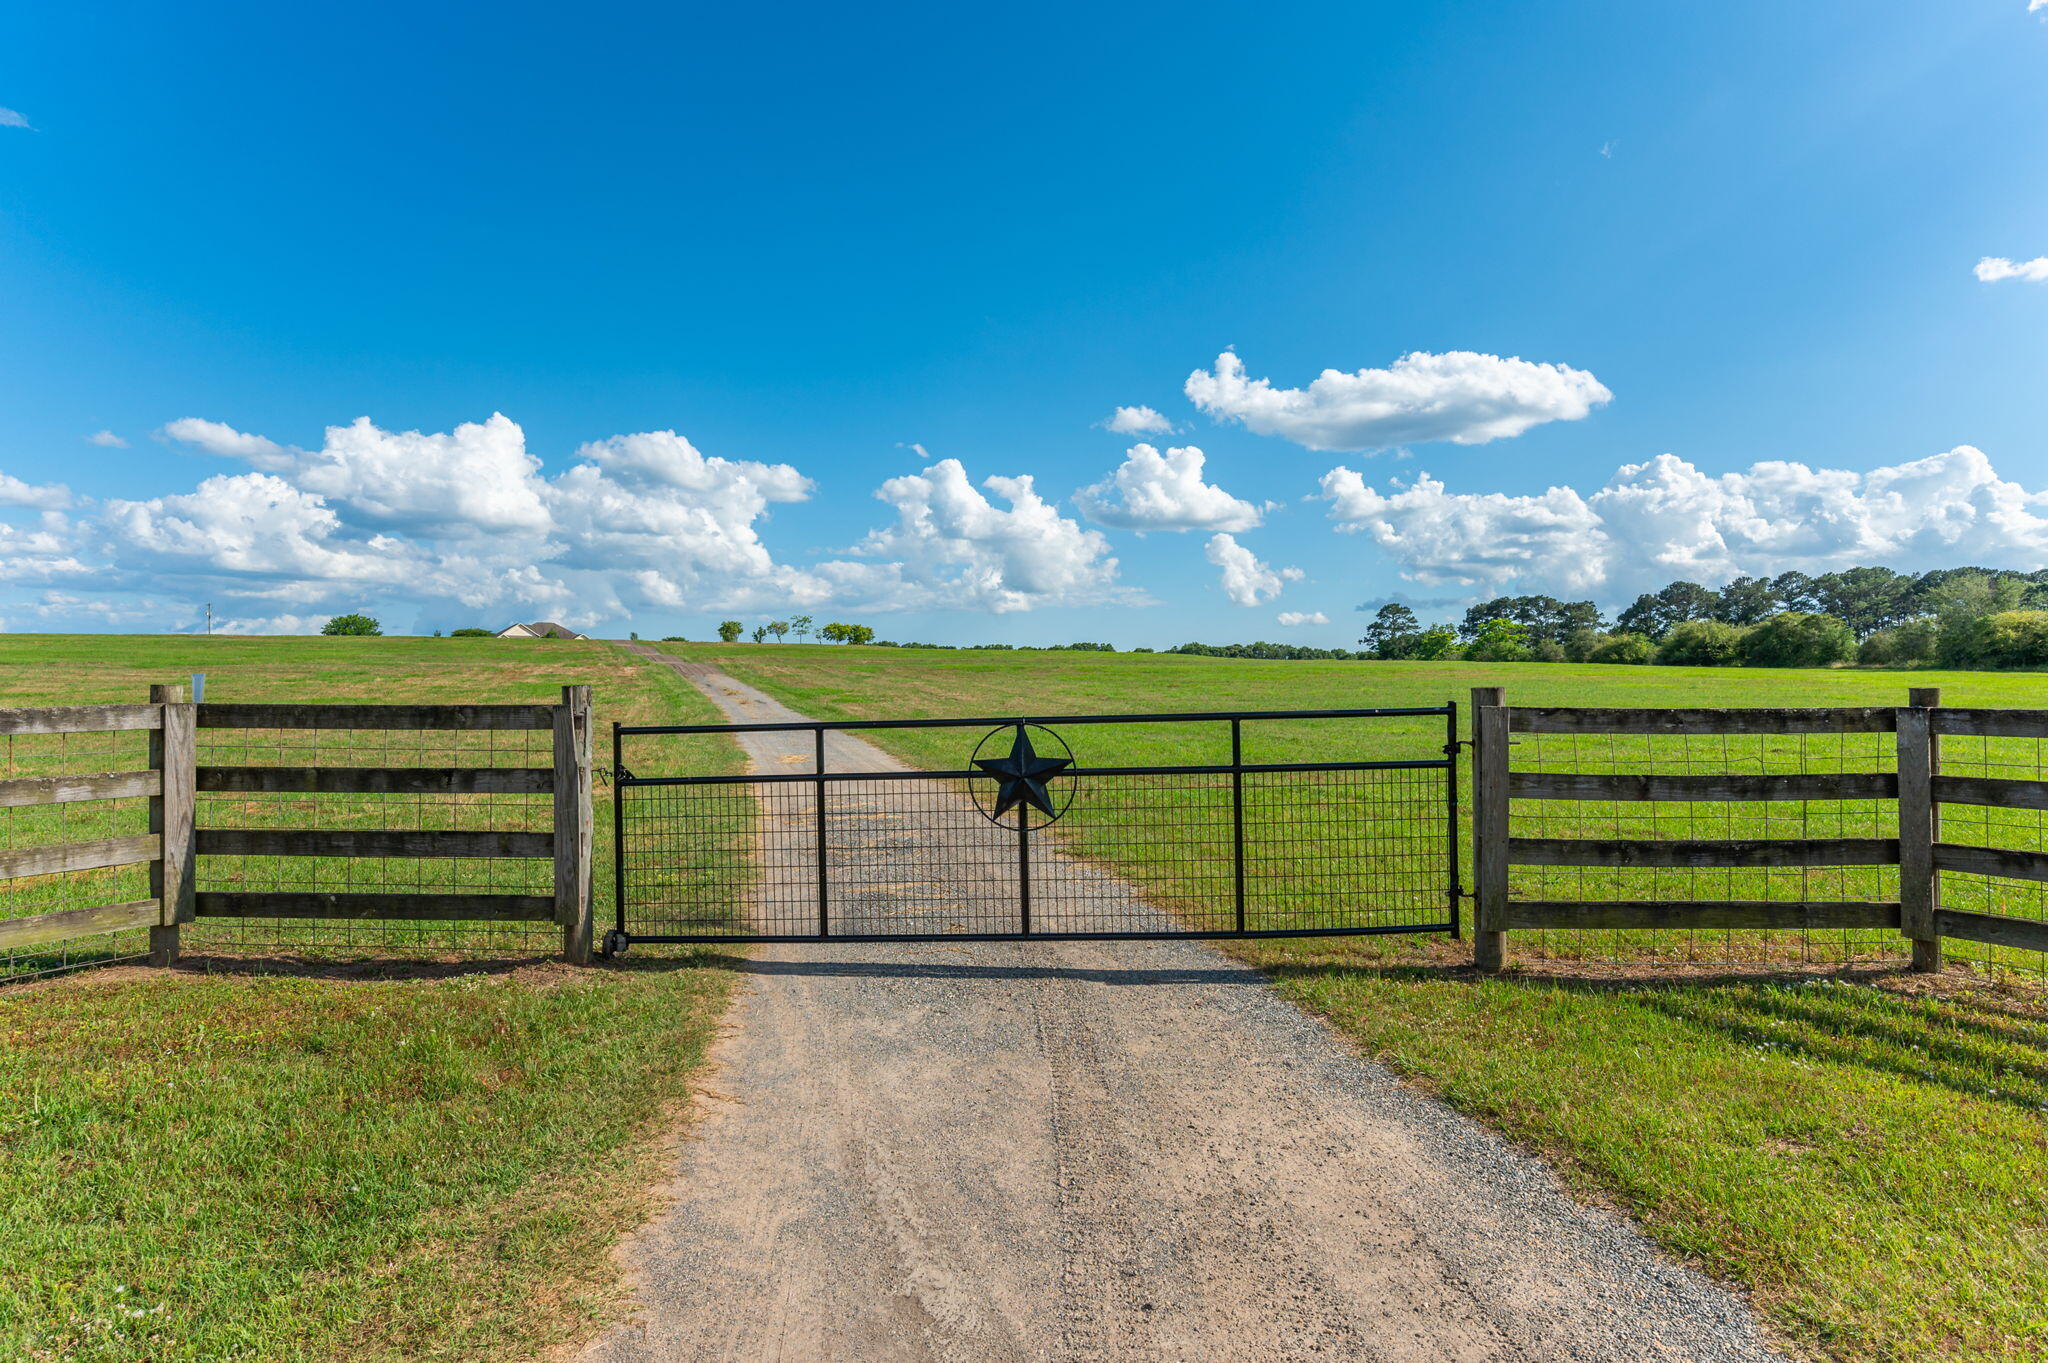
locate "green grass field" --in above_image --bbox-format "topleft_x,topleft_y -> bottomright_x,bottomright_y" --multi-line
0,635 -> 740,1361
671,642 -> 2048,1363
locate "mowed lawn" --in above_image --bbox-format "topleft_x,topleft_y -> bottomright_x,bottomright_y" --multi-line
683,642 -> 2048,1363
0,635 -> 738,1362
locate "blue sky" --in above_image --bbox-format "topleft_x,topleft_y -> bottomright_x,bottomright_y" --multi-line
2,1 -> 2045,643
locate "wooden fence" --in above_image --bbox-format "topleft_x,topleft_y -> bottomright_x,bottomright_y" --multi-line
0,686 -> 593,972
1470,685 -> 2048,972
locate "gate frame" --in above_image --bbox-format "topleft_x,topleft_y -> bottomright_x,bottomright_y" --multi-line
607,703 -> 1461,951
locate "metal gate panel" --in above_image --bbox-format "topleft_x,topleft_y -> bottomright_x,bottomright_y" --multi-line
608,706 -> 1459,950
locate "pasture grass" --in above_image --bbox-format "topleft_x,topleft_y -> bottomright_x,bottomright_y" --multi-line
0,958 -> 731,1362
682,642 -> 2048,1362
0,634 -> 743,1360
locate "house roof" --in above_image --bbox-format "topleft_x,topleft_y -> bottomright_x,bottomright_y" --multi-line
497,620 -> 587,639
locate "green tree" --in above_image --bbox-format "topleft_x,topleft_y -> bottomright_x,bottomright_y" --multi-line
1812,566 -> 1917,638
751,625 -> 768,643
1407,625 -> 1460,660
321,613 -> 382,636
1714,576 -> 1777,626
845,623 -> 876,645
1361,603 -> 1422,659
1463,618 -> 1533,662
1768,571 -> 1821,613
819,622 -> 850,643
1929,571 -> 2028,666
717,619 -> 744,643
789,614 -> 814,641
1972,611 -> 2048,669
1460,595 -> 1603,645
1587,632 -> 1656,664
449,627 -> 492,637
1616,581 -> 1717,640
767,620 -> 790,642
1739,611 -> 1856,668
1655,619 -> 1746,666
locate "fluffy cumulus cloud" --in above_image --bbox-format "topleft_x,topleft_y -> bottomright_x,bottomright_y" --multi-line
5,413 -> 1145,633
0,472 -> 72,511
1976,256 -> 2048,283
1277,610 -> 1329,626
852,459 -> 1128,613
1100,404 -> 1175,436
1323,445 -> 2048,599
1185,350 -> 1611,451
1073,443 -> 1265,533
0,107 -> 29,130
1205,533 -> 1301,607
87,430 -> 128,448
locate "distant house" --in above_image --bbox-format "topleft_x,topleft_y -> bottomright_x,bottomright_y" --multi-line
496,621 -> 591,640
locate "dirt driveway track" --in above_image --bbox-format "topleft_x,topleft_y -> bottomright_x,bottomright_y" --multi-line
584,654 -> 1784,1363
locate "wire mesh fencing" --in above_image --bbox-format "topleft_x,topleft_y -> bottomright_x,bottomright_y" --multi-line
1504,724 -> 1908,969
1928,717 -> 2048,984
182,702 -> 576,959
0,725 -> 156,983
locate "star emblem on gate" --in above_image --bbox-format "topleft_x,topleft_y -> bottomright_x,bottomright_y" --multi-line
973,726 -> 1074,822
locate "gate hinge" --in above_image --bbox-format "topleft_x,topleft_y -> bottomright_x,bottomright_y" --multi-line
598,765 -> 635,783
1446,740 -> 1474,753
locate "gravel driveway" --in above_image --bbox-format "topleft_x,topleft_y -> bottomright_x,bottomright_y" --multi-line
585,655 -> 1785,1363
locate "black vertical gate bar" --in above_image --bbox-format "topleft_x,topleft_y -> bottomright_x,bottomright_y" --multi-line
814,726 -> 829,939
1444,701 -> 1462,940
612,722 -> 626,935
1016,721 -> 1032,935
1231,717 -> 1246,933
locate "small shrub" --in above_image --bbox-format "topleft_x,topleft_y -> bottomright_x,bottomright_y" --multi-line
1587,632 -> 1656,664
449,627 -> 493,638
1656,619 -> 1745,666
1739,611 -> 1855,668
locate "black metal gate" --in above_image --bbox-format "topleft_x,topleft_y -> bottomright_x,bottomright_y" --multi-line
606,705 -> 1459,951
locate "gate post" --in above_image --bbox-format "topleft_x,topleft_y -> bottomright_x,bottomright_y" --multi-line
555,684 -> 594,965
1471,686 -> 1508,973
149,682 -> 197,967
1899,686 -> 1942,973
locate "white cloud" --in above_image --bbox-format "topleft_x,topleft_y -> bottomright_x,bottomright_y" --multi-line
87,430 -> 129,448
1205,533 -> 1301,607
0,108 -> 29,130
1975,256 -> 2048,283
854,458 -> 1127,612
160,417 -> 293,469
1277,610 -> 1329,626
1323,445 -> 2048,599
0,472 -> 73,511
1101,405 -> 1175,436
1321,468 -> 1608,590
1185,349 -> 1611,451
1074,443 -> 1265,533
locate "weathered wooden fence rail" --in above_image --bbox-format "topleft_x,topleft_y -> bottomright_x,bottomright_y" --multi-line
1471,685 -> 2048,973
0,686 -> 593,974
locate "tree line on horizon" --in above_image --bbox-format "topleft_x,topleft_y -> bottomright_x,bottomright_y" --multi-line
1353,565 -> 2048,669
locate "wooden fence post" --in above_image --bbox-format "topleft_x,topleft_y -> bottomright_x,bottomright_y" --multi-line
1899,686 -> 1942,972
1471,686 -> 1508,973
555,684 -> 594,964
148,683 -> 196,966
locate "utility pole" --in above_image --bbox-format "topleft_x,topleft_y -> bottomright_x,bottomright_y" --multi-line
204,603 -> 213,635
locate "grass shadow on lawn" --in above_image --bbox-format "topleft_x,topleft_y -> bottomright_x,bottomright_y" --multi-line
1249,953 -> 2048,1363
